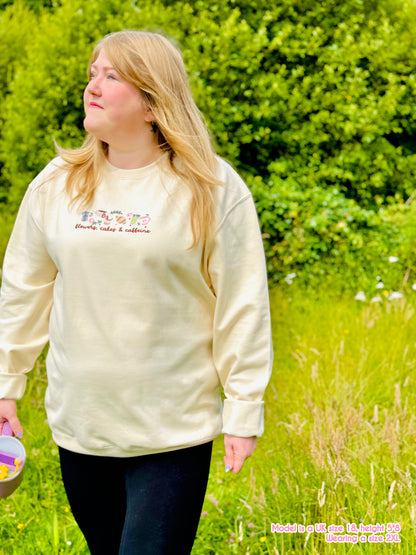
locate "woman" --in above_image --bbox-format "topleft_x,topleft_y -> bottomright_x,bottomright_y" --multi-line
0,30 -> 272,554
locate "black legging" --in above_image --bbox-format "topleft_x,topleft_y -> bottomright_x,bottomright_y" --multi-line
59,442 -> 213,555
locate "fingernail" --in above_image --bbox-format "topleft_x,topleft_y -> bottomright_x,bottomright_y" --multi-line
16,432 -> 23,439
225,464 -> 231,473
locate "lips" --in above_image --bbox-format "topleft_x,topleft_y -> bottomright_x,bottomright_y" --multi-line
89,102 -> 103,109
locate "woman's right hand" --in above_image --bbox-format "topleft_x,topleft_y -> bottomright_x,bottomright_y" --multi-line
0,399 -> 23,438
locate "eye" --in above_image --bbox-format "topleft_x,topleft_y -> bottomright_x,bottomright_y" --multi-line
106,74 -> 118,81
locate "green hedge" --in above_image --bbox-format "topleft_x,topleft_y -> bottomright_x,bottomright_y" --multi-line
249,170 -> 406,289
2,0 -> 416,289
0,1 -> 37,202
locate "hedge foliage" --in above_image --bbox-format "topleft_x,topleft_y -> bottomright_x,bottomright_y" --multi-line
1,0 -> 416,289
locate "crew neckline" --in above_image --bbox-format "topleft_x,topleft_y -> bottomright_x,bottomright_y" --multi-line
105,152 -> 168,178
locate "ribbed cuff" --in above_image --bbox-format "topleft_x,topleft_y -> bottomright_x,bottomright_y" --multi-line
0,373 -> 27,400
221,398 -> 264,437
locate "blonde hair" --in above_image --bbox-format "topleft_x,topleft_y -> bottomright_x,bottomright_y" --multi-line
57,30 -> 221,247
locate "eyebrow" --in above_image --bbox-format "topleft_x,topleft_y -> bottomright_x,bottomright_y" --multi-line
90,63 -> 117,71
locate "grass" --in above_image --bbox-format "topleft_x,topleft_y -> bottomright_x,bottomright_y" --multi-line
1,286 -> 416,553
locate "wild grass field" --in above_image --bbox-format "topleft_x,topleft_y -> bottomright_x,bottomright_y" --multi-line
0,286 -> 415,554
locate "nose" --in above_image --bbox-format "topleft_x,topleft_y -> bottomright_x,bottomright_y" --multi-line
86,76 -> 102,96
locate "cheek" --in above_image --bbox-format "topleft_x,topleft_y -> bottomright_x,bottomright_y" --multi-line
116,95 -> 144,119
116,86 -> 146,113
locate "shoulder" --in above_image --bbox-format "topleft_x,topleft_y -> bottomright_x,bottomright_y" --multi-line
24,157 -> 68,219
215,157 -> 250,194
213,157 -> 253,222
28,156 -> 67,194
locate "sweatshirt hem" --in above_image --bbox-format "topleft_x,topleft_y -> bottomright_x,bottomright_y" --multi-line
51,431 -> 221,458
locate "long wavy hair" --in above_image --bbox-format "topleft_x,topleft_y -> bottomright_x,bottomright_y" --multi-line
57,30 -> 221,247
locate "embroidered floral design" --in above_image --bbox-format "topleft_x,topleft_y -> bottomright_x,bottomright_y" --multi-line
75,209 -> 151,234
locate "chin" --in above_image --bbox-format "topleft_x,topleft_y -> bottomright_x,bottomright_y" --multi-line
83,118 -> 94,134
84,122 -> 106,142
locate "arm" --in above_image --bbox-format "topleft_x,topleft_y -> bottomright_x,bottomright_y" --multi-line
208,184 -> 273,473
0,183 -> 57,432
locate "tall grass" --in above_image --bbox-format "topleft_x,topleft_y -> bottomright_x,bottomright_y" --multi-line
1,287 -> 415,553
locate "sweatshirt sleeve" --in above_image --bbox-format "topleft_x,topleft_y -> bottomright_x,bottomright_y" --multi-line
0,184 -> 57,399
208,186 -> 273,438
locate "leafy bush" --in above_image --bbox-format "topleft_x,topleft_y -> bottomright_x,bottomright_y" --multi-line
0,1 -> 37,201
2,0 -> 416,288
184,0 -> 416,205
0,0 -> 269,208
249,168 -> 403,290
4,0 -> 416,203
382,199 -> 416,281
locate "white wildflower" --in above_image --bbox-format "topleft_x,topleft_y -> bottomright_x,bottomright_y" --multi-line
285,272 -> 297,284
388,256 -> 399,263
389,292 -> 403,300
354,291 -> 366,301
375,282 -> 384,289
370,295 -> 383,303
412,283 -> 416,291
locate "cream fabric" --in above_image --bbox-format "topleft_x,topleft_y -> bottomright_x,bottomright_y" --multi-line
0,155 -> 272,456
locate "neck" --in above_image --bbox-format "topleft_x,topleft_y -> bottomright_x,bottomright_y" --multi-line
107,141 -> 161,170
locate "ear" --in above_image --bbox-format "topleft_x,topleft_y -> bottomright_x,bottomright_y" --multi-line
144,111 -> 155,123
143,102 -> 155,123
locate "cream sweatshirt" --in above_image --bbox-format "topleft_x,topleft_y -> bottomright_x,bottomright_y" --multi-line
0,154 -> 272,456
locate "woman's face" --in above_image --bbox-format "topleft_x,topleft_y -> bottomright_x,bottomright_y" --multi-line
83,50 -> 153,148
